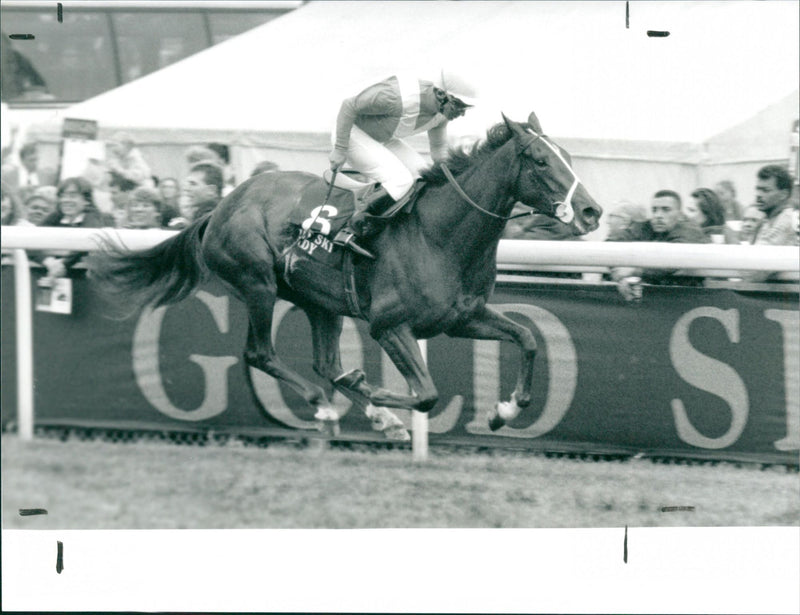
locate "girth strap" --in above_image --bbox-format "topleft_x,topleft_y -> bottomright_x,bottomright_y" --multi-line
342,251 -> 367,320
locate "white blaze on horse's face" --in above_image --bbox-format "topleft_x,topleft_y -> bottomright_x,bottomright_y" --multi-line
525,127 -> 580,224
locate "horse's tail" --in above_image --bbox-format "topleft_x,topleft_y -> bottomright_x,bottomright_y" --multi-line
87,214 -> 212,317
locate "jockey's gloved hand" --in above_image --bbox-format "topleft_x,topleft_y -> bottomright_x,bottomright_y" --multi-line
329,149 -> 347,172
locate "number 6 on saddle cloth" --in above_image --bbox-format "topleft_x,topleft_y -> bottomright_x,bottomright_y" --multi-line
285,170 -> 418,268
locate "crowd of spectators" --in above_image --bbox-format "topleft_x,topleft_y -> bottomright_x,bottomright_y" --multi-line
2,136 -> 797,290
501,164 -> 799,295
1,135 -> 281,277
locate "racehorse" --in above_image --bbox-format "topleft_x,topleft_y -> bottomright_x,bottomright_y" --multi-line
89,112 -> 602,440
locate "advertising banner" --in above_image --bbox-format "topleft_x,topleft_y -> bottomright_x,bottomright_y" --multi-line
2,266 -> 797,463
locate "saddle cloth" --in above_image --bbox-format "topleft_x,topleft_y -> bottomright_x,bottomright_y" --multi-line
285,172 -> 422,267
283,176 -> 367,315
288,178 -> 359,239
285,173 -> 373,269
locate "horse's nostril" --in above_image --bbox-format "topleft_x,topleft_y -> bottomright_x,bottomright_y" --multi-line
581,207 -> 599,222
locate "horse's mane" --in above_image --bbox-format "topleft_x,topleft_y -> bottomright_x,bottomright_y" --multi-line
420,122 -> 513,185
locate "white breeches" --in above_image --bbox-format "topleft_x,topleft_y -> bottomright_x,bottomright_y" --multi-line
337,125 -> 428,200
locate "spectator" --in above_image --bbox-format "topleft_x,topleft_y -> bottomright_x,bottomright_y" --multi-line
206,142 -> 236,195
22,186 -> 57,225
184,144 -> 235,196
34,177 -> 113,279
105,131 -> 152,187
1,180 -> 28,225
605,201 -> 648,240
157,176 -> 181,226
609,190 -> 707,244
249,160 -> 280,178
184,145 -> 220,168
737,205 -> 766,244
181,162 -> 224,221
740,165 -> 799,282
107,171 -> 139,228
158,176 -> 180,207
751,165 -> 798,246
714,180 -> 744,221
1,141 -> 58,198
686,187 -> 733,243
124,186 -> 164,229
607,189 -> 708,300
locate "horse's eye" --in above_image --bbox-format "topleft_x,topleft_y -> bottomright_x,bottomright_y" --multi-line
533,158 -> 548,167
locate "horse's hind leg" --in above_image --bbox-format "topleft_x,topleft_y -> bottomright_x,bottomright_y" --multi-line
242,292 -> 340,435
306,307 -> 409,441
203,214 -> 340,434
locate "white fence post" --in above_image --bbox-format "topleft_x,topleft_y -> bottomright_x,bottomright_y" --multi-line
13,249 -> 34,440
412,339 -> 429,462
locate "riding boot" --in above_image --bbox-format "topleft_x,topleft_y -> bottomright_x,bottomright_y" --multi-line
333,185 -> 400,259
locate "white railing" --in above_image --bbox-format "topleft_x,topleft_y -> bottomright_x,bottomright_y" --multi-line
2,226 -> 798,446
3,227 -> 799,272
497,239 -> 799,272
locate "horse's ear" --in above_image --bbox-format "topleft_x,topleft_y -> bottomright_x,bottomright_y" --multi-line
502,112 -> 526,139
528,112 -> 542,133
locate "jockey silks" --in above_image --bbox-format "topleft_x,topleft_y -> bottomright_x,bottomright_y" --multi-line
334,74 -> 449,161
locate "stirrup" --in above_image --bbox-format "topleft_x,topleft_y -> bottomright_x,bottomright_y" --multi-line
333,228 -> 375,259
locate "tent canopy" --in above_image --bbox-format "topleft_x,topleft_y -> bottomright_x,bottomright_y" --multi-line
26,1 -> 799,215
34,1 -> 798,152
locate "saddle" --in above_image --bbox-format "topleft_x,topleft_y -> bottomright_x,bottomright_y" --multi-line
324,169 -> 423,222
289,171 -> 420,240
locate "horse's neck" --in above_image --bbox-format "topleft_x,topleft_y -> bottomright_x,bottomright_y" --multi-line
418,147 -> 516,264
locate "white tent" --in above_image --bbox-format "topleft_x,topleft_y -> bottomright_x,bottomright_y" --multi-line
30,0 -> 799,215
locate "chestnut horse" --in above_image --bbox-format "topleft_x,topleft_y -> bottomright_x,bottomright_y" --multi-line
89,112 -> 601,439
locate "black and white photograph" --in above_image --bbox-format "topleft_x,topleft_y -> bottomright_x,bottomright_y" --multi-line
1,1 -> 798,612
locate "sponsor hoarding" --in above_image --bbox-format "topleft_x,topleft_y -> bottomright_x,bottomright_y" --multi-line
1,266 -> 797,463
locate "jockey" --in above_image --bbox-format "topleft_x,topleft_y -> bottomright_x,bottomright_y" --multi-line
329,70 -> 478,258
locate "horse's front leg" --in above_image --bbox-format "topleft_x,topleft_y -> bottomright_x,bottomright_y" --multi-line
446,306 -> 537,431
367,323 -> 439,412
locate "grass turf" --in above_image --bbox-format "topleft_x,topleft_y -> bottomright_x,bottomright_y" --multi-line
2,434 -> 798,529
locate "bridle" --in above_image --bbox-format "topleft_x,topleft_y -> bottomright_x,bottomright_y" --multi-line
517,127 -> 581,224
440,126 -> 582,224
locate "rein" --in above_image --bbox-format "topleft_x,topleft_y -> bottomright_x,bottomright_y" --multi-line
440,163 -> 528,221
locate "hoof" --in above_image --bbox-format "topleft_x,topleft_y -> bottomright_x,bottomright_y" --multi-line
314,406 -> 340,437
384,426 -> 411,441
488,414 -> 506,432
364,404 -> 410,441
495,398 -> 522,423
317,418 -> 340,438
